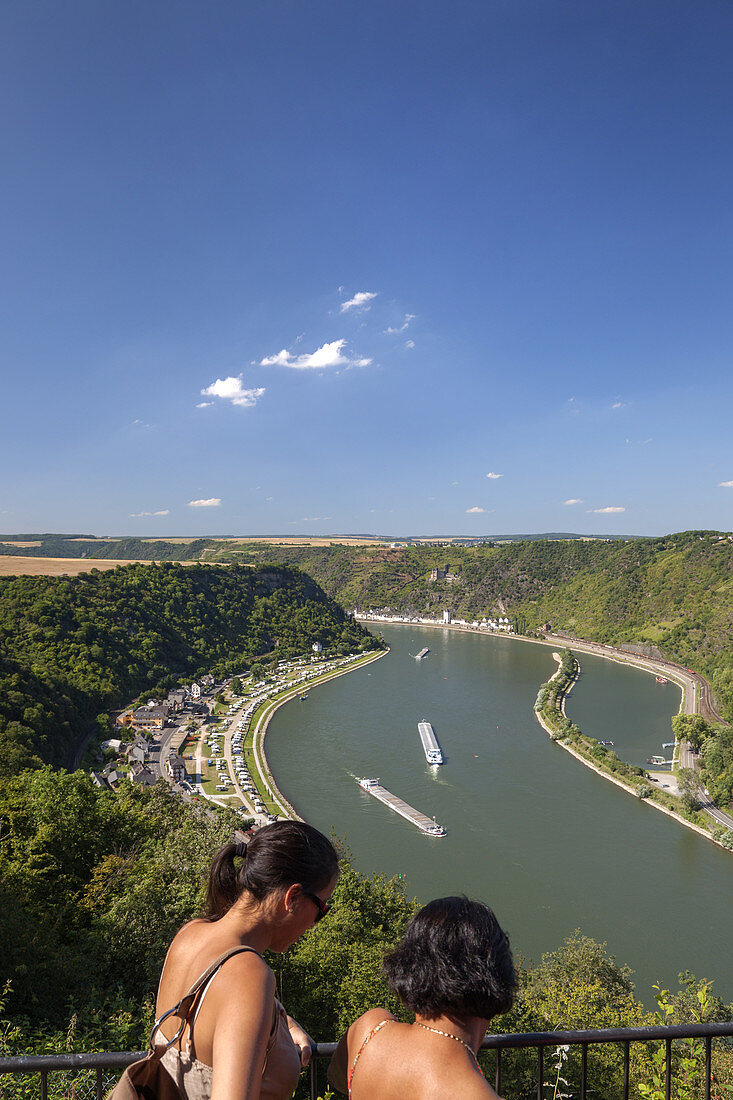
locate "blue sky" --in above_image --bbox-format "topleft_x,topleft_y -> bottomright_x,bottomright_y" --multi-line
2,0 -> 733,537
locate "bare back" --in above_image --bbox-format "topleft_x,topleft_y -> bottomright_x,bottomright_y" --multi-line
338,1011 -> 504,1100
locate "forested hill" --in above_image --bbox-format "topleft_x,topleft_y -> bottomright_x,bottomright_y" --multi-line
0,562 -> 379,775
208,533 -> 733,718
4,532 -> 733,715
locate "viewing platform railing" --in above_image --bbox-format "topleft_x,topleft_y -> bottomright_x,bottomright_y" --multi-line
1,1021 -> 732,1099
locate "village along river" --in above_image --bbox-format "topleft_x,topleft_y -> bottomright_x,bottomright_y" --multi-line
266,625 -> 733,1005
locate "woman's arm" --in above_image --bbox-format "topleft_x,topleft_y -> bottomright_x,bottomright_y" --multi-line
209,954 -> 277,1100
285,1014 -> 314,1067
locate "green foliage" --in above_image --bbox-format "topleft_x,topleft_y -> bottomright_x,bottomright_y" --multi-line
637,978 -> 730,1100
0,767 -> 241,1034
0,563 -> 381,770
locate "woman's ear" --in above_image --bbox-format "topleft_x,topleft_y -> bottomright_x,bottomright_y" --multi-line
281,882 -> 302,914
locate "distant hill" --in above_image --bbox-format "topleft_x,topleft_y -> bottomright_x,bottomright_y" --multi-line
200,532 -> 733,719
0,561 -> 380,773
3,531 -> 733,717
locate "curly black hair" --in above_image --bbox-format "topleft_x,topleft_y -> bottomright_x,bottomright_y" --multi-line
382,896 -> 516,1021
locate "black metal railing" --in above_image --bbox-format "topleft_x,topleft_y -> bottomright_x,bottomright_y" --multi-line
1,1022 -> 732,1099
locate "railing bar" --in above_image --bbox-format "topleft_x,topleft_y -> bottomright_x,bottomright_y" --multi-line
580,1043 -> 587,1100
40,1069 -> 48,1100
623,1039 -> 630,1100
705,1034 -> 712,1100
536,1045 -> 543,1100
495,1047 -> 502,1095
665,1037 -> 672,1100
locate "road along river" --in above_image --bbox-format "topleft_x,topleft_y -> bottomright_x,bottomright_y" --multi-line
266,624 -> 733,1005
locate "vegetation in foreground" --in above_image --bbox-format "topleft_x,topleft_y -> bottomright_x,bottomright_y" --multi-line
0,770 -> 730,1100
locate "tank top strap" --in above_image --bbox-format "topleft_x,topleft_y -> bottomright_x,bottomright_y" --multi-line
347,1018 -> 394,1098
153,945 -> 262,1053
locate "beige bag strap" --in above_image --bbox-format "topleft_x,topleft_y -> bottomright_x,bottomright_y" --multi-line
150,945 -> 261,1050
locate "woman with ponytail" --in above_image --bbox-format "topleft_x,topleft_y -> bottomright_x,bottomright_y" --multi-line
154,821 -> 339,1100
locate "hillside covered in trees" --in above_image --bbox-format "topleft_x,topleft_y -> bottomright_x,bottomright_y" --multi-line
5,532 -> 733,713
210,533 -> 733,719
0,562 -> 379,774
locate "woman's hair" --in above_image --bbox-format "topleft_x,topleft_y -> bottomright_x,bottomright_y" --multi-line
205,821 -> 339,920
382,896 -> 516,1021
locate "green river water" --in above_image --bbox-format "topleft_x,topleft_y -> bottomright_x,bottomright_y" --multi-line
266,625 -> 732,1005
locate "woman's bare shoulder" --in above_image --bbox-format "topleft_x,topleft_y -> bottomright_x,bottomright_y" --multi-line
348,1008 -> 399,1045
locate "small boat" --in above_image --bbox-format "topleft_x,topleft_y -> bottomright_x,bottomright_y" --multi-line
656,676 -> 668,684
647,755 -> 666,765
299,693 -> 309,701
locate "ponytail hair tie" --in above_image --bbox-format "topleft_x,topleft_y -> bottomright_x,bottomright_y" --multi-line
234,841 -> 248,859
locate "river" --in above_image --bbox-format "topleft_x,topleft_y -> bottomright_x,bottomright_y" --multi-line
266,625 -> 733,1005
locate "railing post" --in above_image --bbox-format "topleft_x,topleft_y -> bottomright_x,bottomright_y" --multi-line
623,1039 -> 630,1100
705,1034 -> 712,1100
40,1071 -> 48,1100
309,1057 -> 318,1100
580,1042 -> 587,1099
536,1045 -> 543,1100
665,1037 -> 672,1100
494,1047 -> 502,1096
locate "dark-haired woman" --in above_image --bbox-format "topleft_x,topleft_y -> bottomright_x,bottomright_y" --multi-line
154,821 -> 339,1100
328,896 -> 516,1100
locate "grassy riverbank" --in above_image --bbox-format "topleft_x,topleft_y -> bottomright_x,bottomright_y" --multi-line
534,649 -> 733,852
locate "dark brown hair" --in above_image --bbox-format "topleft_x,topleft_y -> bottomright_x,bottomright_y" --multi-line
382,896 -> 516,1021
205,821 -> 339,920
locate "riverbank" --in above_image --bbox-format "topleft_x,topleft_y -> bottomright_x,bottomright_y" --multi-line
356,615 -> 697,714
251,647 -> 389,819
534,654 -> 731,852
356,617 -> 731,852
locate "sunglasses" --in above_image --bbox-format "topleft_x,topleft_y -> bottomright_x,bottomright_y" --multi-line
301,888 -> 331,923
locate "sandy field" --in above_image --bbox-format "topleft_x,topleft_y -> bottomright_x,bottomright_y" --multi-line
0,557 -> 166,576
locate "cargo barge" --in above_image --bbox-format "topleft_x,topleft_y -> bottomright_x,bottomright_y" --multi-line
357,777 -> 446,836
418,720 -> 443,765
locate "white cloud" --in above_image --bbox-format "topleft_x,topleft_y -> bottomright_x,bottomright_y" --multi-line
590,506 -> 626,513
130,509 -> 169,517
611,401 -> 626,410
154,510 -> 169,516
466,506 -> 485,513
260,339 -> 371,370
196,401 -> 214,408
486,472 -> 503,480
718,480 -> 733,488
340,291 -> 378,312
562,499 -> 582,506
385,313 -> 415,334
405,339 -> 415,349
200,376 -> 265,408
188,498 -> 221,508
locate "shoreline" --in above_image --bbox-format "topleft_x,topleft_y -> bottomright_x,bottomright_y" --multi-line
356,618 -> 731,852
355,615 -> 696,713
250,648 -> 389,820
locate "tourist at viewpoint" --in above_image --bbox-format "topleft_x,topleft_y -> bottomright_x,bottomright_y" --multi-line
154,821 -> 339,1100
329,896 -> 516,1100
